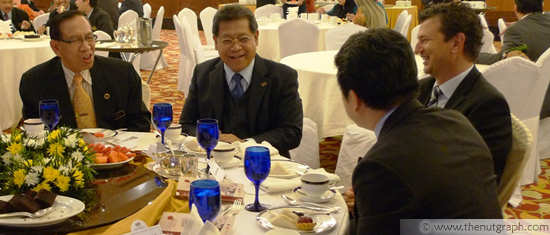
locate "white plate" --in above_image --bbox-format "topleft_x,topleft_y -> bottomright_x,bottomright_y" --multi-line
90,156 -> 134,169
0,195 -> 85,227
256,206 -> 336,233
82,128 -> 118,138
217,156 -> 242,169
269,160 -> 309,179
293,187 -> 336,203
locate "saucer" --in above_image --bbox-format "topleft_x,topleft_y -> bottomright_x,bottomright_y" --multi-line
293,186 -> 336,203
216,156 -> 242,169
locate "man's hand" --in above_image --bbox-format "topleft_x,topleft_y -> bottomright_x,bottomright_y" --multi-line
37,25 -> 46,35
57,5 -> 65,14
21,20 -> 31,30
317,8 -> 326,14
343,187 -> 355,216
219,133 -> 244,143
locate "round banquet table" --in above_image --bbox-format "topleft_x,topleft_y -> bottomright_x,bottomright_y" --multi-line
281,50 -> 490,139
257,20 -> 337,62
0,38 -> 56,131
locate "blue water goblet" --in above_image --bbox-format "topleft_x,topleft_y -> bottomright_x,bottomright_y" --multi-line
189,179 -> 221,222
39,99 -> 60,131
244,146 -> 271,212
152,103 -> 173,145
196,118 -> 219,176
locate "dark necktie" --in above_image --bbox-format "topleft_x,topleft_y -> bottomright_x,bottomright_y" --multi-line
427,86 -> 442,107
3,13 -> 8,21
231,73 -> 244,102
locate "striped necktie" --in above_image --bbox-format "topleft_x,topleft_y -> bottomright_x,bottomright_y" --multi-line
427,86 -> 442,107
231,73 -> 244,102
73,74 -> 97,128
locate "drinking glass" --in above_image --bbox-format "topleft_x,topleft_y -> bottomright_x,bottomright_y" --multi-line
152,103 -> 173,145
39,99 -> 60,131
196,118 -> 219,176
244,146 -> 271,212
189,179 -> 221,222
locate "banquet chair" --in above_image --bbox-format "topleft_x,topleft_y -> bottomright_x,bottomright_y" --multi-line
278,18 -> 320,60
118,2 -> 121,8
179,16 -> 218,65
498,18 -> 507,46
399,14 -> 412,38
393,10 -> 408,33
141,80 -> 151,110
478,13 -> 488,29
480,29 -> 497,54
289,118 -> 320,169
255,4 -> 283,18
140,6 -> 169,70
410,24 -> 419,49
482,57 -> 545,187
32,13 -> 49,32
536,48 -> 550,159
178,8 -> 199,41
200,7 -> 217,48
173,15 -> 199,97
498,114 -> 532,210
117,10 -> 141,75
335,124 -> 377,191
143,3 -> 152,18
93,30 -> 111,57
325,23 -> 366,50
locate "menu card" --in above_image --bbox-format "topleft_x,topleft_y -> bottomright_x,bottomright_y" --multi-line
175,178 -> 245,202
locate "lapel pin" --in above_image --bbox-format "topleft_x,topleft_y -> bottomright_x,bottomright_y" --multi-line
104,93 -> 110,99
261,81 -> 267,87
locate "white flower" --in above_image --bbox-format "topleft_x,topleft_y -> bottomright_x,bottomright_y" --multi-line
1,152 -> 13,165
71,151 -> 84,162
25,172 -> 39,186
12,154 -> 24,163
44,157 -> 52,165
35,137 -> 45,148
31,165 -> 43,173
1,135 -> 9,143
24,138 -> 37,148
59,165 -> 71,174
66,134 -> 78,148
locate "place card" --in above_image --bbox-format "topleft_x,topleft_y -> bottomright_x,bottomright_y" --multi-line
121,220 -> 163,235
158,213 -> 189,235
176,179 -> 245,202
207,159 -> 226,182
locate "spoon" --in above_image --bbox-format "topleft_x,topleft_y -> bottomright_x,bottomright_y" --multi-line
280,194 -> 341,212
165,139 -> 175,155
0,207 -> 55,219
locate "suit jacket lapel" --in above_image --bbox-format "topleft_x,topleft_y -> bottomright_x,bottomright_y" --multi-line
207,60 -> 225,120
444,67 -> 481,110
247,55 -> 270,131
90,60 -> 114,127
43,58 -> 77,127
418,77 -> 436,106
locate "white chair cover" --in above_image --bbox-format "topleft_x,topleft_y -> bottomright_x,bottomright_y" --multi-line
255,4 -> 283,18
498,18 -> 506,46
393,10 -> 408,32
335,124 -> 377,191
141,79 -> 151,110
289,118 -> 320,169
178,8 -> 199,40
32,13 -> 49,31
410,24 -> 420,49
324,23 -> 366,51
93,30 -> 111,57
278,19 -> 320,60
179,17 -> 218,65
399,14 -> 412,37
479,13 -> 488,29
117,10 -> 141,76
536,48 -> 550,159
143,3 -> 152,19
174,15 -> 199,97
118,2 -> 121,8
480,29 -> 497,54
482,57 -> 545,186
200,7 -> 217,47
140,6 -> 168,70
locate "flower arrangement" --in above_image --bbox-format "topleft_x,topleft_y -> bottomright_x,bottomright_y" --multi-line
0,127 -> 96,201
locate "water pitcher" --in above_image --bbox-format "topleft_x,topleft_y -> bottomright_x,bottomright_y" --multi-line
136,17 -> 153,47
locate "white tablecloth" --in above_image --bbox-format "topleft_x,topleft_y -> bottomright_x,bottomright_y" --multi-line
281,50 -> 490,139
130,132 -> 350,235
257,20 -> 336,62
0,38 -> 55,131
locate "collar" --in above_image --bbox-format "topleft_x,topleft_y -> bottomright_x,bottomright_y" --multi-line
435,64 -> 473,102
520,13 -> 533,20
61,61 -> 92,87
224,58 -> 255,90
86,8 -> 94,18
374,107 -> 397,138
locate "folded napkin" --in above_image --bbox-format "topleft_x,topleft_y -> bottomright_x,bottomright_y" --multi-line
0,20 -> 12,34
233,139 -> 279,156
181,204 -> 220,235
245,168 -> 342,194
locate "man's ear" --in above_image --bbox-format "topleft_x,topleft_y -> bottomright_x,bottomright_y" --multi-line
50,40 -> 62,57
349,90 -> 362,111
451,32 -> 465,54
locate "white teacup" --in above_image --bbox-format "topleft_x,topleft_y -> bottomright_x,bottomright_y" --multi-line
165,123 -> 182,141
300,173 -> 336,198
472,1 -> 486,8
321,14 -> 329,23
212,142 -> 237,163
24,118 -> 44,136
329,16 -> 337,25
270,13 -> 280,23
308,13 -> 319,21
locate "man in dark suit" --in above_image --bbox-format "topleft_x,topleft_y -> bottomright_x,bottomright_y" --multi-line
477,0 -> 550,64
97,0 -> 118,28
414,2 -> 512,184
179,5 -> 303,158
336,28 -> 502,235
119,0 -> 143,17
37,0 -> 77,34
75,0 -> 114,37
20,11 -> 150,132
0,0 -> 34,32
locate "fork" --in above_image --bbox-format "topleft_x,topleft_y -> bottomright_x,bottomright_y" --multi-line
230,199 -> 243,216
0,207 -> 54,219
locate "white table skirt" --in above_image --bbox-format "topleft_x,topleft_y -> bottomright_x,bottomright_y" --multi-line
257,20 -> 336,62
0,39 -> 55,131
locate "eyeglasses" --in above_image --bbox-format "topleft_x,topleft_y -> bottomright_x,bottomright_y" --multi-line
219,36 -> 252,46
58,34 -> 97,46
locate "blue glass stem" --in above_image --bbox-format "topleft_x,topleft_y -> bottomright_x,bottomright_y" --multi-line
254,182 -> 261,210
206,149 -> 211,176
161,130 -> 166,145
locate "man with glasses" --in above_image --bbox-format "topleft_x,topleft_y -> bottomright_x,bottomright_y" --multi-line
179,5 -> 303,158
19,11 -> 151,132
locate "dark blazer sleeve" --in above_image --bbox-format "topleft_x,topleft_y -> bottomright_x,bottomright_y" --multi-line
119,0 -> 144,17
90,9 -> 114,38
123,65 -> 151,132
12,8 -> 35,32
476,24 -> 524,65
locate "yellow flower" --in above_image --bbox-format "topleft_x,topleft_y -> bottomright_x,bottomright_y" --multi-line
43,166 -> 60,182
32,182 -> 52,192
13,169 -> 26,186
56,175 -> 71,192
48,130 -> 61,141
47,143 -> 65,157
14,133 -> 21,142
7,142 -> 22,155
83,146 -> 88,151
24,159 -> 33,167
73,170 -> 83,181
78,139 -> 86,148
